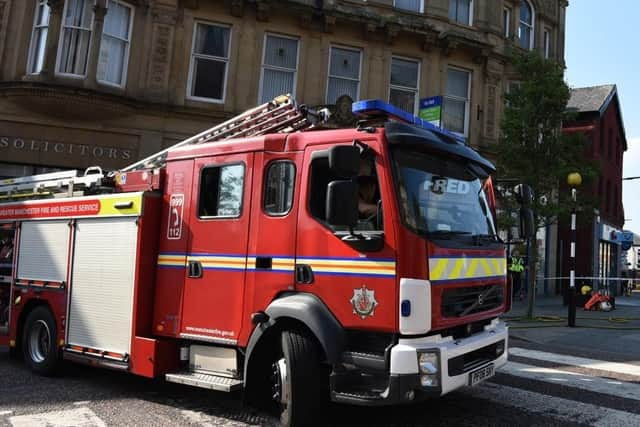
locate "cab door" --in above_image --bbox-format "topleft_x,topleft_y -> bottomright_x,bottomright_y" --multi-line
180,153 -> 254,344
295,142 -> 398,331
0,222 -> 15,340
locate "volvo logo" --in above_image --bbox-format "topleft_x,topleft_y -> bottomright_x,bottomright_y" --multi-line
477,293 -> 485,306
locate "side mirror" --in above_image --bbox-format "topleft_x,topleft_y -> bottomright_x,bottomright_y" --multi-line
326,180 -> 358,226
519,207 -> 535,239
514,184 -> 534,206
329,145 -> 360,178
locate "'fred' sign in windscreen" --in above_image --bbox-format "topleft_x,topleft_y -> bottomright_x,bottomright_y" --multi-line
422,177 -> 471,196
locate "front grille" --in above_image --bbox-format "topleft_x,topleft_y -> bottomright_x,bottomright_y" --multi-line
448,340 -> 505,376
442,284 -> 503,317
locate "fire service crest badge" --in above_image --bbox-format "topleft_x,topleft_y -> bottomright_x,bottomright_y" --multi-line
351,285 -> 378,319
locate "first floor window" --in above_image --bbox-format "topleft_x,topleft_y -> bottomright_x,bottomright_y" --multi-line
519,0 -> 534,50
449,0 -> 473,25
58,0 -> 94,76
389,57 -> 420,114
394,0 -> 423,13
97,0 -> 133,86
326,46 -> 361,104
28,0 -> 50,74
503,7 -> 511,38
543,29 -> 551,58
188,22 -> 231,102
443,67 -> 470,135
259,34 -> 299,104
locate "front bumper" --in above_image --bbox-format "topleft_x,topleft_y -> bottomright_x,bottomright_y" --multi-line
390,318 -> 508,397
331,319 -> 508,405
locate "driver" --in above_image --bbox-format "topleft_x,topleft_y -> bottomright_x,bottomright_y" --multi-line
357,175 -> 378,218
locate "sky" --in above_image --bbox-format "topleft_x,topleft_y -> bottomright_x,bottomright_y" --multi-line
565,0 -> 640,235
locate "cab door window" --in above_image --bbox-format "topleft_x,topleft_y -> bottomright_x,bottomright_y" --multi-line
263,161 -> 295,216
198,163 -> 245,218
308,153 -> 382,232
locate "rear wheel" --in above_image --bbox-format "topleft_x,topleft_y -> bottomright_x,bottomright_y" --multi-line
22,306 -> 59,376
272,329 -> 327,427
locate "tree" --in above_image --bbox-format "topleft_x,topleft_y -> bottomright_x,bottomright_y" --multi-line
497,51 -> 597,318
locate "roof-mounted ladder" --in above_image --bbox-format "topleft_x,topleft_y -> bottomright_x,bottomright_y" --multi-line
122,94 -> 329,172
0,167 -> 107,202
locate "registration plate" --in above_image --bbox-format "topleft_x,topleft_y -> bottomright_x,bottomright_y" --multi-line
469,363 -> 495,386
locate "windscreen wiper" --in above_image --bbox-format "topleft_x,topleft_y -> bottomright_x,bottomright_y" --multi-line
426,230 -> 472,239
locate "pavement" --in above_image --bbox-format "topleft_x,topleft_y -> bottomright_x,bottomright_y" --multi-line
506,290 -> 640,362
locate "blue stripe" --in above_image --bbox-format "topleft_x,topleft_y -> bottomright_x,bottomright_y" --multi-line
313,271 -> 394,278
296,255 -> 395,262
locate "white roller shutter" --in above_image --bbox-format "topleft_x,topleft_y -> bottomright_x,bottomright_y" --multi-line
68,217 -> 138,355
17,220 -> 70,282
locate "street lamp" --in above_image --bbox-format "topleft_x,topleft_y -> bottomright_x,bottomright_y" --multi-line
567,172 -> 582,327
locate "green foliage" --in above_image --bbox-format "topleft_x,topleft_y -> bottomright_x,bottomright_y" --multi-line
497,51 -> 598,230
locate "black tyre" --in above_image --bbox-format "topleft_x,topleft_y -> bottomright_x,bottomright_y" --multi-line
22,306 -> 59,376
273,329 -> 327,427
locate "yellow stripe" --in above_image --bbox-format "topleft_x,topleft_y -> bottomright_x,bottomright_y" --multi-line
449,259 -> 466,280
479,258 -> 493,276
429,258 -> 448,281
464,258 -> 479,279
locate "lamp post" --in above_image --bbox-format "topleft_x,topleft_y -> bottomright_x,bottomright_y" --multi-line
567,172 -> 582,327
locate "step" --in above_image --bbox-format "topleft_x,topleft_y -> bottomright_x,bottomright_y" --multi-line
341,351 -> 386,371
165,371 -> 243,392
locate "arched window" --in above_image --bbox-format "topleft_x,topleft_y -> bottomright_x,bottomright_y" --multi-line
519,0 -> 534,50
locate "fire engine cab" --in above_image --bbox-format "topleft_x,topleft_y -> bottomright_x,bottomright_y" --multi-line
0,96 -> 523,426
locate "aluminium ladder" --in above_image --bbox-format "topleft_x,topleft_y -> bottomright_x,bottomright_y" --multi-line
0,95 -> 328,202
121,94 -> 329,172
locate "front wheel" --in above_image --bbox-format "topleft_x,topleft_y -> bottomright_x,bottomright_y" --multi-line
272,329 -> 327,427
22,306 -> 59,376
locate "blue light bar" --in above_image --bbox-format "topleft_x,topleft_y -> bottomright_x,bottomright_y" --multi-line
351,99 -> 466,144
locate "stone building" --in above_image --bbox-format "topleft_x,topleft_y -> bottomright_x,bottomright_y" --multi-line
0,0 -> 567,176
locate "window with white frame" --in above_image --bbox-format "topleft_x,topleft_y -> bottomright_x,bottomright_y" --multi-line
188,22 -> 231,102
543,29 -> 551,58
326,46 -> 361,104
259,34 -> 299,104
449,0 -> 473,25
393,0 -> 423,13
518,0 -> 534,50
28,0 -> 50,74
57,0 -> 94,76
97,0 -> 133,86
443,67 -> 470,136
389,57 -> 420,114
503,7 -> 511,38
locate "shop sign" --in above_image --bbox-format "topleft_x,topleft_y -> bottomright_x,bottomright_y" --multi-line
0,135 -> 133,161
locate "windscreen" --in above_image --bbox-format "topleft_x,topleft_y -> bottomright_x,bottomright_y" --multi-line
392,148 -> 496,237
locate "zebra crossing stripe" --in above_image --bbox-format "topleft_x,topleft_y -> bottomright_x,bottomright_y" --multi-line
468,382 -> 640,427
499,361 -> 640,401
510,347 -> 640,377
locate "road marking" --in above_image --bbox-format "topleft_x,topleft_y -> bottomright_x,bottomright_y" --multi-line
73,401 -> 91,406
510,347 -> 640,377
467,382 -> 640,427
0,411 -> 13,416
181,410 -> 216,427
10,407 -> 106,427
500,361 -> 640,401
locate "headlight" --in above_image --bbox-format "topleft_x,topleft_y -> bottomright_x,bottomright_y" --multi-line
420,374 -> 439,387
418,352 -> 439,374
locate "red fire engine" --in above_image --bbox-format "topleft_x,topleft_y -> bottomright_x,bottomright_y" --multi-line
0,96 -> 526,426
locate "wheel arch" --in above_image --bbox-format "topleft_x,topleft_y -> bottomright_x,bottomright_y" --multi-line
243,293 -> 345,386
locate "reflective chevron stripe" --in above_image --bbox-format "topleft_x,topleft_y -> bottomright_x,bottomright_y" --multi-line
429,257 -> 506,283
